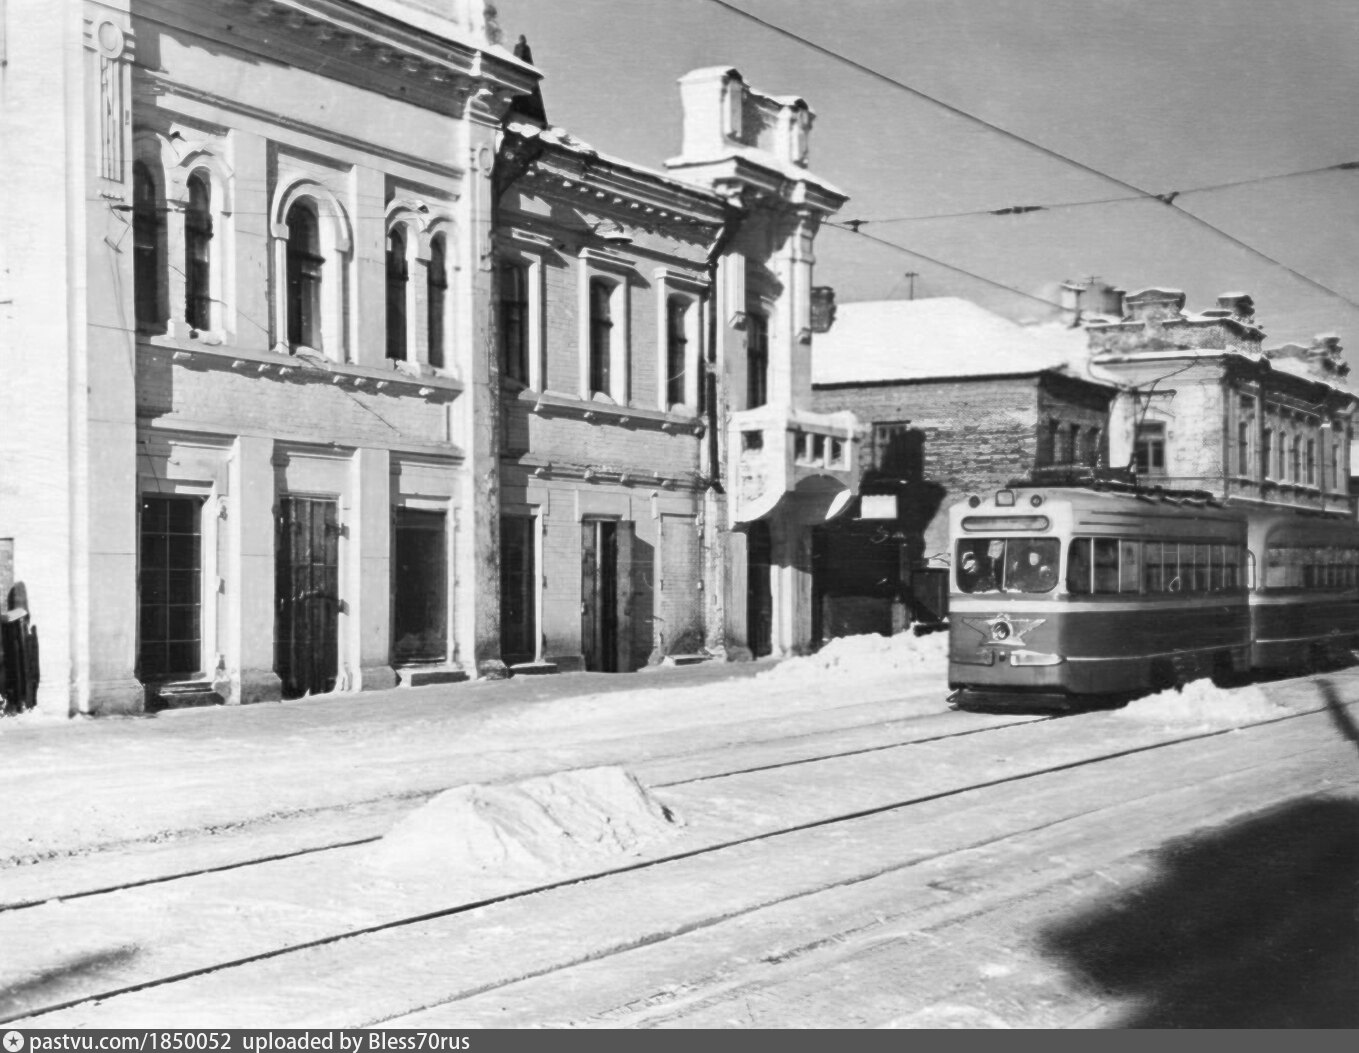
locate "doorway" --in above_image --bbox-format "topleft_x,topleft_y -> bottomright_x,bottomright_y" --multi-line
581,519 -> 640,672
500,514 -> 537,666
392,508 -> 447,663
275,496 -> 339,698
747,519 -> 772,658
138,495 -> 204,681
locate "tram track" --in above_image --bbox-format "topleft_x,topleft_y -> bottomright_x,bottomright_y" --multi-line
0,707 -> 1051,913
2,699 -> 1338,1027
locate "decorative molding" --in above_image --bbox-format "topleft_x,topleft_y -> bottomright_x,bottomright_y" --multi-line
527,390 -> 704,436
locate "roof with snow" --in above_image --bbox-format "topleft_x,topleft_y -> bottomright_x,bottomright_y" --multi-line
811,298 -> 1111,386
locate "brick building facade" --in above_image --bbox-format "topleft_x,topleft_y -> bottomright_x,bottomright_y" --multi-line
811,299 -> 1115,637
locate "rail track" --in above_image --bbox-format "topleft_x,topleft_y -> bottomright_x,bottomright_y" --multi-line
3,696 -> 1339,1028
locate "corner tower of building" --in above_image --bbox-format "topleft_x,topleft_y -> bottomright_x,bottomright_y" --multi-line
666,67 -> 861,658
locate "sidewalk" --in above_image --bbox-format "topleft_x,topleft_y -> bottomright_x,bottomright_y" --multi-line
0,636 -> 954,864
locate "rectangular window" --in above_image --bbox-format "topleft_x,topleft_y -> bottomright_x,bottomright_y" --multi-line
1087,426 -> 1102,468
589,278 -> 613,396
1134,422 -> 1166,475
1092,538 -> 1120,593
1143,540 -> 1165,593
1063,424 -> 1078,465
1066,537 -> 1091,595
1119,540 -> 1142,593
500,261 -> 529,384
1238,421 -> 1250,476
747,310 -> 768,409
1039,419 -> 1058,467
666,297 -> 688,408
1263,428 -> 1273,479
1307,439 -> 1316,485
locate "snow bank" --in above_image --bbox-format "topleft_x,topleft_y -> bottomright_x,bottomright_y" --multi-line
757,631 -> 949,682
1113,678 -> 1296,730
367,766 -> 683,880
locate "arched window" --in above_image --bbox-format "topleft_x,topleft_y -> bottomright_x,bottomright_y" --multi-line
285,201 -> 324,349
588,278 -> 613,396
386,226 -> 408,360
184,171 -> 213,332
427,234 -> 448,369
133,160 -> 163,328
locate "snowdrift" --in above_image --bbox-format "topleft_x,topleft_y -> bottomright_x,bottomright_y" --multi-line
368,766 -> 683,880
757,631 -> 949,682
1114,678 -> 1297,730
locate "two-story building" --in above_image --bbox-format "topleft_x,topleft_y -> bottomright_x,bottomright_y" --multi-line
491,66 -> 862,668
1,0 -> 535,715
1078,285 -> 1358,516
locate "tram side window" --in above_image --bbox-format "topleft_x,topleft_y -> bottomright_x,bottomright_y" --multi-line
1144,541 -> 1166,593
1093,539 -> 1120,593
1067,538 -> 1091,595
1191,543 -> 1210,592
1119,540 -> 1142,592
1224,544 -> 1241,589
956,538 -> 1002,593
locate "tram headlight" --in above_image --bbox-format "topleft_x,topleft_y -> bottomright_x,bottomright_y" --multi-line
1009,650 -> 1063,666
991,621 -> 1012,641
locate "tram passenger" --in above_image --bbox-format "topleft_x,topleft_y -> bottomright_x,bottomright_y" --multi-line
1008,542 -> 1058,592
957,539 -> 1001,592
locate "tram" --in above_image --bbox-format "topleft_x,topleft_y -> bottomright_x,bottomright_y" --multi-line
947,484 -> 1251,708
1247,509 -> 1359,670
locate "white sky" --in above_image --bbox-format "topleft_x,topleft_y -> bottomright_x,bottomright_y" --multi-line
498,0 -> 1359,350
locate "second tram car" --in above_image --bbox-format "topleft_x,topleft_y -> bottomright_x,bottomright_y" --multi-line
1247,510 -> 1359,670
947,485 -> 1251,707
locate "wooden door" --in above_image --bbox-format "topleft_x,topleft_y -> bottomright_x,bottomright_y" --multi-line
500,515 -> 537,665
276,497 -> 339,698
747,519 -> 773,658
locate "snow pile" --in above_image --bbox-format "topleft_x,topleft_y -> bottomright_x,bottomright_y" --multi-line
367,766 -> 683,880
757,631 -> 949,682
1113,678 -> 1295,730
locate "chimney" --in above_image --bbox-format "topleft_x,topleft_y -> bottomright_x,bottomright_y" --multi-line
1061,277 -> 1126,322
1215,292 -> 1255,324
810,286 -> 836,333
1124,288 -> 1186,324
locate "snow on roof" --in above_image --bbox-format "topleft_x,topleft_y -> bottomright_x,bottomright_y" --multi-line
811,298 -> 1100,385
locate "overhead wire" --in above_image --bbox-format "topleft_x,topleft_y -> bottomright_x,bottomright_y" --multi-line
701,0 -> 1359,315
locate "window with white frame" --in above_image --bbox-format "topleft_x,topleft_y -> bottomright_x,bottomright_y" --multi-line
579,249 -> 632,403
588,278 -> 614,397
183,171 -> 213,332
286,201 -> 324,350
271,180 -> 351,359
386,225 -> 409,361
500,259 -> 530,384
655,269 -> 705,412
427,233 -> 449,370
133,159 -> 165,330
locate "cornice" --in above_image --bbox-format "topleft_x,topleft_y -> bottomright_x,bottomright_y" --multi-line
136,0 -> 537,119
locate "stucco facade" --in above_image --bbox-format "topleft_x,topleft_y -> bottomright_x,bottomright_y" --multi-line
0,0 -> 535,714
1,5 -> 859,715
1081,287 -> 1358,517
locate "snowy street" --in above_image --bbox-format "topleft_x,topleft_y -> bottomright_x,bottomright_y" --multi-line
2,635 -> 1356,1029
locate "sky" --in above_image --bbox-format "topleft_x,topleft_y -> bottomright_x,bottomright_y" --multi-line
495,0 -> 1359,351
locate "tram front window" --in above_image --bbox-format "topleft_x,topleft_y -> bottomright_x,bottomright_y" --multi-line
956,537 -> 1059,594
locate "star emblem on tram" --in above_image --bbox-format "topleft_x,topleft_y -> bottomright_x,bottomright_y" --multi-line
961,614 -> 1046,646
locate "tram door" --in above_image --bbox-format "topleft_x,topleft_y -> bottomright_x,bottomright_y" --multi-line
581,519 -> 636,671
276,497 -> 339,698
